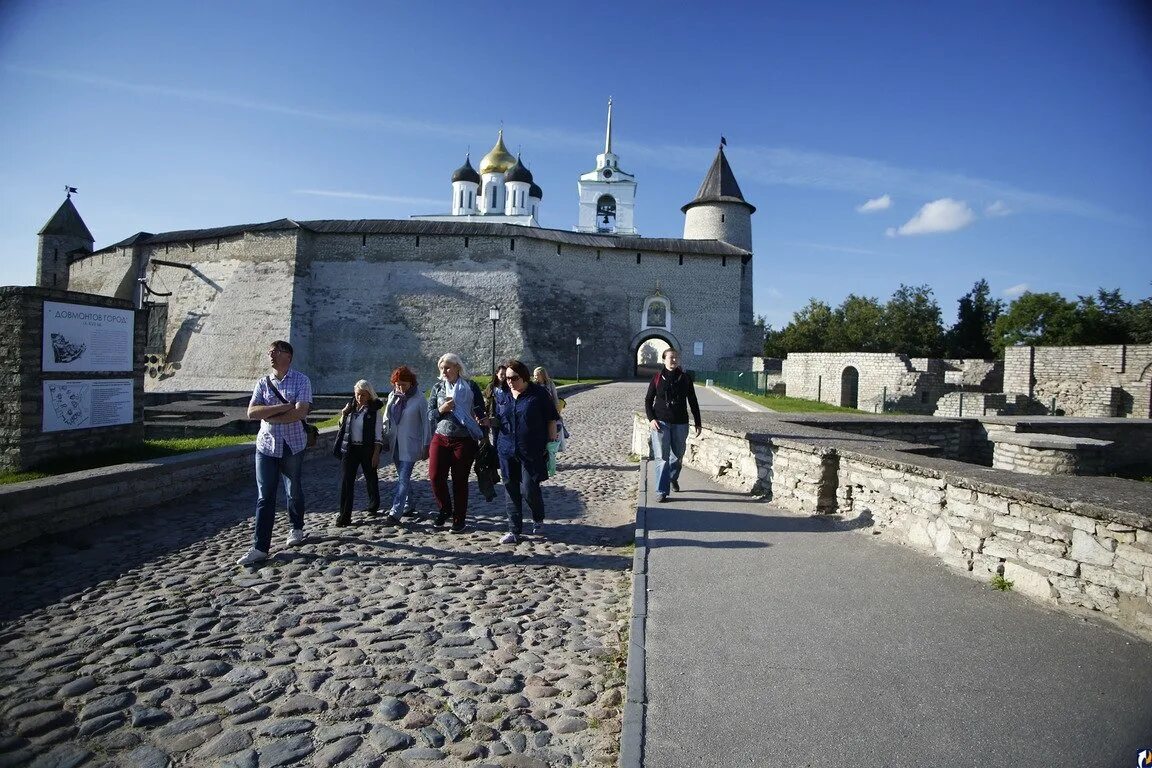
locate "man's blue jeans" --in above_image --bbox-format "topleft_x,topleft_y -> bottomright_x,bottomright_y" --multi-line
651,421 -> 689,496
254,445 -> 305,552
389,458 -> 416,516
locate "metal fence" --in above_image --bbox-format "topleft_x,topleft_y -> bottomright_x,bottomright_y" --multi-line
692,370 -> 775,395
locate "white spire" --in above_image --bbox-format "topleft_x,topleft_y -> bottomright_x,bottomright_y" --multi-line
604,97 -> 613,155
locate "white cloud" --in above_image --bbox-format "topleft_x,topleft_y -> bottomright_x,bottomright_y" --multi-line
856,194 -> 891,213
294,189 -> 443,207
888,198 -> 975,236
1003,283 -> 1029,297
985,200 -> 1012,217
784,241 -> 881,256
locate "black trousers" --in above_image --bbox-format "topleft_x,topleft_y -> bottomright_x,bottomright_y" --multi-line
339,444 -> 379,518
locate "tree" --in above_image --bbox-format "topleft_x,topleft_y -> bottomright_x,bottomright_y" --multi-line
944,278 -> 1003,358
992,291 -> 1080,351
777,299 -> 836,353
834,294 -> 887,352
1126,295 -> 1152,344
884,284 -> 944,357
1076,288 -> 1131,345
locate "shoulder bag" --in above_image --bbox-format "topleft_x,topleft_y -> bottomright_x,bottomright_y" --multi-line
266,376 -> 319,448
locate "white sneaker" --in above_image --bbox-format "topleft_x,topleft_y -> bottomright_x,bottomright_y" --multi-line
532,522 -> 543,535
286,529 -> 306,547
237,548 -> 268,566
499,532 -> 518,545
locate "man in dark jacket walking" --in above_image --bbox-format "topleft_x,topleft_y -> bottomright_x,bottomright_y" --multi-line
644,348 -> 702,502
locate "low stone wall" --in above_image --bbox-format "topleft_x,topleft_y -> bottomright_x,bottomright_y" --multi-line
988,432 -> 1110,476
0,427 -> 339,549
632,411 -> 1152,640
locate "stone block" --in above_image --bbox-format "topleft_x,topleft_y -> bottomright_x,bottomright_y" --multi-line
982,540 -> 1018,560
953,531 -> 983,552
905,521 -> 934,552
992,514 -> 1031,533
1028,521 -> 1071,543
1115,543 -> 1152,569
1002,562 -> 1056,601
972,553 -> 1002,575
1081,564 -> 1147,596
1070,530 -> 1117,567
1019,551 -> 1079,578
1020,538 -> 1068,558
1052,512 -> 1096,534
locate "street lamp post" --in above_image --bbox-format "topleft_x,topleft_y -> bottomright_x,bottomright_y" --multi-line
489,305 -> 500,381
575,336 -> 582,383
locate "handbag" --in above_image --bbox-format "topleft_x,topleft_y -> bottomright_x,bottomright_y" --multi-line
265,376 -> 318,448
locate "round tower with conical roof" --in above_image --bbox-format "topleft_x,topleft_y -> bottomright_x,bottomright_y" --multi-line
681,140 -> 755,252
478,130 -> 516,214
37,194 -> 94,289
451,154 -> 480,215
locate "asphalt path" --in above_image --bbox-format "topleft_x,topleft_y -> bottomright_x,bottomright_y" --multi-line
640,465 -> 1152,767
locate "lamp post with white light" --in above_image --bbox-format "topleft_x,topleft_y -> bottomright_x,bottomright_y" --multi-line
489,305 -> 500,381
575,336 -> 582,383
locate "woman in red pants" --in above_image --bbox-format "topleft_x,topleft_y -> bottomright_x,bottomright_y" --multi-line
426,353 -> 486,533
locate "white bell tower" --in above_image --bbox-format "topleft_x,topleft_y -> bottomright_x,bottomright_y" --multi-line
577,98 -> 637,235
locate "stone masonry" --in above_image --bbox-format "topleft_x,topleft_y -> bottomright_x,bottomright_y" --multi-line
1003,344 -> 1152,418
0,287 -> 145,472
64,222 -> 756,393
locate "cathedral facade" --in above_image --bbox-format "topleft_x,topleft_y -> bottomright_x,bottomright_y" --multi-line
38,106 -> 760,392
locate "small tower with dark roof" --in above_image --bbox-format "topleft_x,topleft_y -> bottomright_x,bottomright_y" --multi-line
504,155 -> 533,216
37,193 -> 94,289
681,140 -> 755,251
451,154 -> 480,215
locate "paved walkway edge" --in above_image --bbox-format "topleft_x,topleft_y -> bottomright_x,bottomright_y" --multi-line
619,458 -> 649,768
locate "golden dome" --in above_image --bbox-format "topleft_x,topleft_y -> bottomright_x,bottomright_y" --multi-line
479,130 -> 516,175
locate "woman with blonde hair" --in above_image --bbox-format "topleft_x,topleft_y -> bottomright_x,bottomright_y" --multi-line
382,365 -> 430,523
427,353 -> 487,533
334,379 -> 383,526
532,366 -> 560,410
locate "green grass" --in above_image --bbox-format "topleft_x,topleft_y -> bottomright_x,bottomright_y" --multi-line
716,386 -> 865,414
991,574 -> 1014,591
0,434 -> 257,485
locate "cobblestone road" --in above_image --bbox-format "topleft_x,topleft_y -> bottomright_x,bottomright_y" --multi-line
0,383 -> 643,768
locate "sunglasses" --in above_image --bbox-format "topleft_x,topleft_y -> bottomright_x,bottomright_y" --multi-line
506,374 -> 522,382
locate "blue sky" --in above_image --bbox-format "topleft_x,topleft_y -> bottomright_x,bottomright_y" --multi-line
1,0 -> 1149,329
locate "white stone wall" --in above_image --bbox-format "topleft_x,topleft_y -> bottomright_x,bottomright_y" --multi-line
783,352 -> 942,412
1003,344 -> 1152,418
67,247 -> 138,300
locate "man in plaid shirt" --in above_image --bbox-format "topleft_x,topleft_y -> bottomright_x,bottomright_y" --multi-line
238,340 -> 314,566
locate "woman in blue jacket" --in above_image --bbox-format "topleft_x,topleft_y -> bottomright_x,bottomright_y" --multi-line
494,359 -> 560,544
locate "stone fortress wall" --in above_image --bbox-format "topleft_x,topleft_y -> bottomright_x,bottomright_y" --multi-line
67,224 -> 755,393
